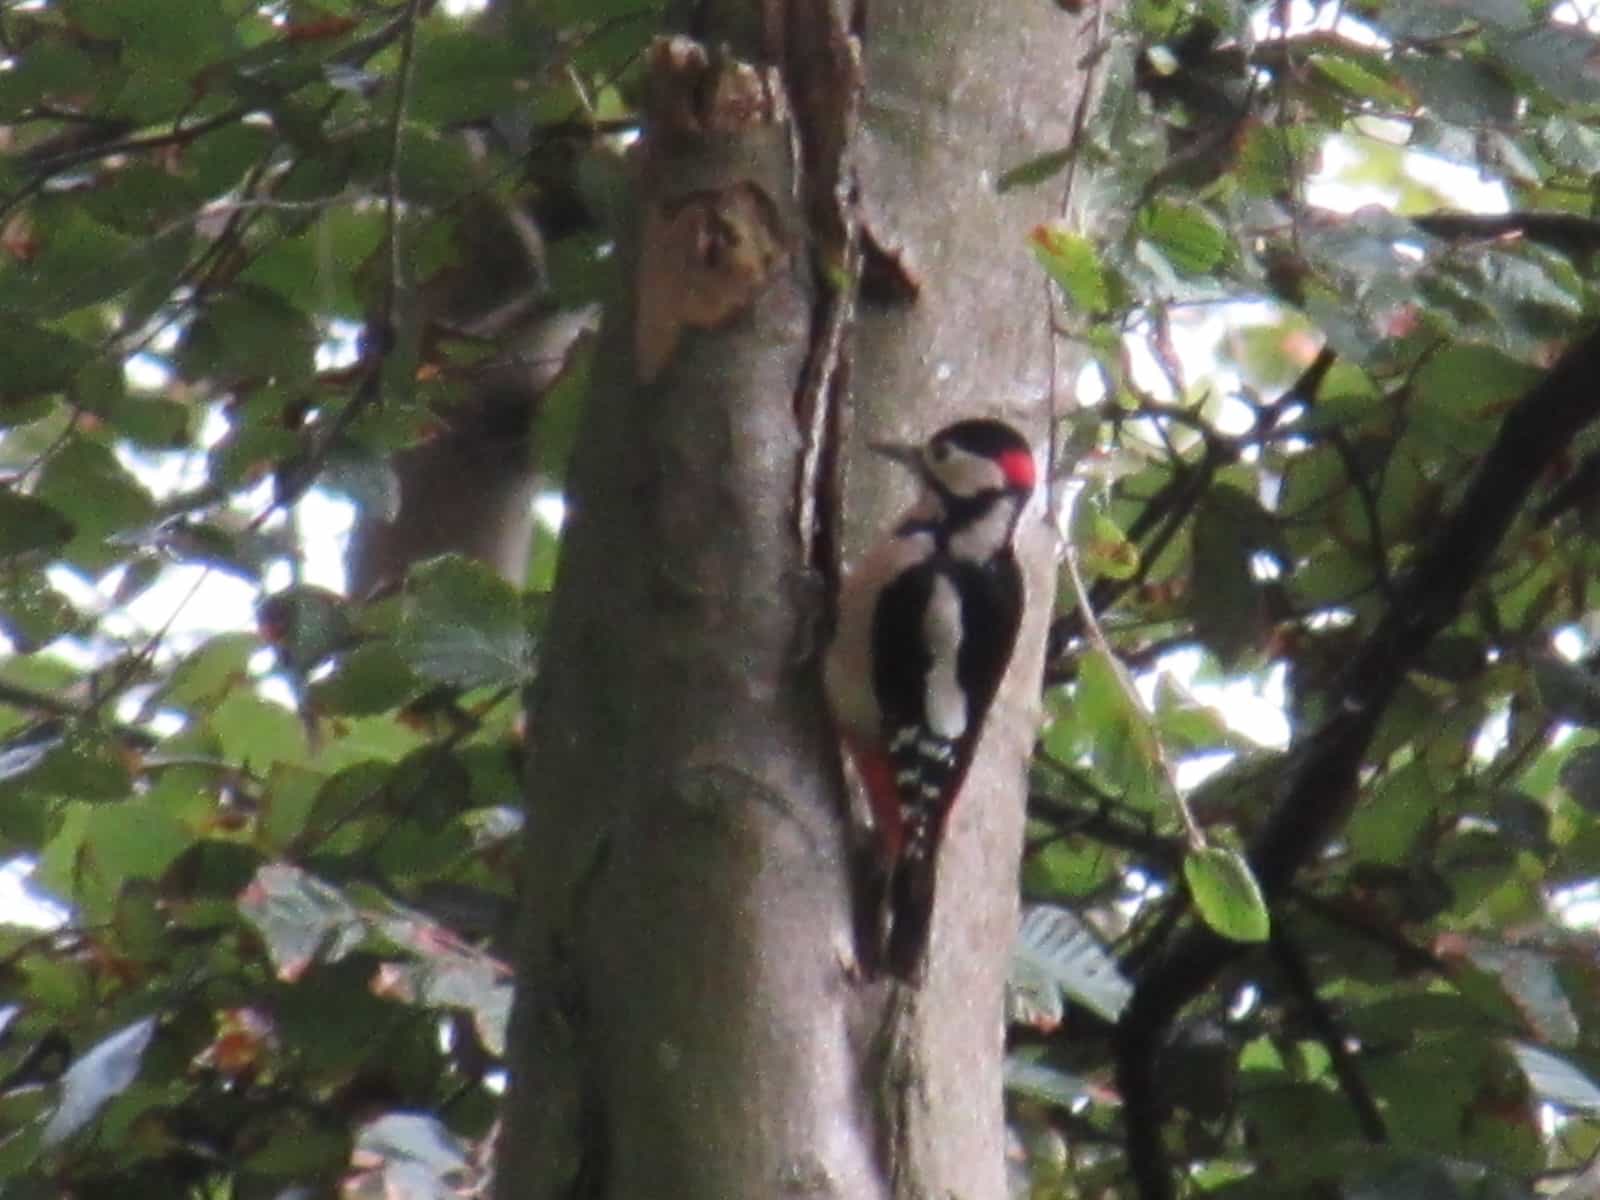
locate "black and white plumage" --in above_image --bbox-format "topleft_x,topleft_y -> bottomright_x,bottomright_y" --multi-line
824,418 -> 1035,980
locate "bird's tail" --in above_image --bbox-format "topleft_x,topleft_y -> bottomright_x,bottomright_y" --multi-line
850,840 -> 892,977
883,855 -> 937,982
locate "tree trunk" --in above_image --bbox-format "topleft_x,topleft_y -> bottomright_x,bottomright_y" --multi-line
497,3 -> 1099,1197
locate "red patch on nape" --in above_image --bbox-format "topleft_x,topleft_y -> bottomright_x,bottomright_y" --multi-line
998,447 -> 1036,491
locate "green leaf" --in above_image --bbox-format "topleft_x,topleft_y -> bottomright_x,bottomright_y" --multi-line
0,38 -> 101,118
72,0 -> 231,67
1508,1041 -> 1600,1113
207,693 -> 309,770
238,862 -> 367,981
1003,1054 -> 1092,1110
309,641 -> 422,716
1010,904 -> 1133,1025
165,632 -> 258,709
1559,744 -> 1600,813
354,1113 -> 471,1188
1413,345 -> 1541,456
0,317 -> 93,397
241,1118 -> 349,1178
410,30 -> 536,124
1190,484 -> 1277,667
27,729 -> 134,801
1488,24 -> 1600,106
317,439 -> 401,523
1075,507 -> 1140,580
240,206 -> 384,317
1031,222 -> 1111,313
1393,55 -> 1517,125
0,489 -> 76,560
1532,654 -> 1600,728
179,285 -> 318,382
1540,115 -> 1600,175
1075,648 -> 1166,808
398,556 -> 535,690
1184,845 -> 1270,943
0,573 -> 77,649
0,723 -> 67,784
1347,759 -> 1435,865
1307,51 -> 1408,108
79,165 -> 202,234
1020,836 -> 1118,899
361,125 -> 477,207
103,394 -> 190,449
998,147 -> 1074,193
258,764 -> 322,852
5,208 -> 192,318
82,802 -> 193,887
1236,126 -> 1317,198
41,1017 -> 157,1148
34,436 -> 156,568
256,586 -> 357,674
1138,201 -> 1230,277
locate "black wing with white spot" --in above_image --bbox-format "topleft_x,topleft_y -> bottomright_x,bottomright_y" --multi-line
868,549 -> 1024,976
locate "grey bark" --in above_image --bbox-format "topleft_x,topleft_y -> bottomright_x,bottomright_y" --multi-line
346,303 -> 595,596
497,3 -> 1099,1197
345,114 -> 597,598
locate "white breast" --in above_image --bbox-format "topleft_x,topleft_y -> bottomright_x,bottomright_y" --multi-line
823,526 -> 935,736
920,574 -> 967,739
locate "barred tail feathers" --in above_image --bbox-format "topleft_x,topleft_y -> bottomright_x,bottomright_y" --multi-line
885,851 -> 938,981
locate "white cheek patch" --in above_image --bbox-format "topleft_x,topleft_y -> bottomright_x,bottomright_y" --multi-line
922,575 -> 967,739
931,446 -> 1005,498
948,499 -> 1016,561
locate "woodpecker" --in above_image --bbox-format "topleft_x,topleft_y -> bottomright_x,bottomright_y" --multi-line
824,417 -> 1036,980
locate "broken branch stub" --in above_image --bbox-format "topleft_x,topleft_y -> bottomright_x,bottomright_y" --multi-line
635,37 -> 797,383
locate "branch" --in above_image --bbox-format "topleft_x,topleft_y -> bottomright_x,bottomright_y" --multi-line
1061,488 -> 1205,849
0,681 -> 159,750
1114,324 -> 1600,1200
1044,348 -> 1330,683
1289,887 -> 1444,977
270,0 -> 425,513
1269,927 -> 1385,1144
1044,457 -> 1218,681
1027,790 -> 1185,873
1412,210 -> 1600,256
381,0 -> 424,345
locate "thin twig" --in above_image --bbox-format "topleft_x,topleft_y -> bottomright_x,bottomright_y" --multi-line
1060,486 -> 1204,850
381,0 -> 425,346
1269,926 -> 1386,1143
267,0 -> 426,514
0,104 -> 253,225
80,563 -> 220,728
1288,887 -> 1443,976
1043,0 -> 1110,515
1115,325 -> 1600,1200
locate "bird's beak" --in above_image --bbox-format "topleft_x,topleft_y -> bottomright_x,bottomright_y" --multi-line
868,440 -> 922,474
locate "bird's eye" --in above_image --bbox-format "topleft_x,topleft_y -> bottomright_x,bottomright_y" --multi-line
929,441 -> 951,464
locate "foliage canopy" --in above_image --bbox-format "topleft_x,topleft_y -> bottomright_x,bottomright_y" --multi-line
1,0 -> 1600,1197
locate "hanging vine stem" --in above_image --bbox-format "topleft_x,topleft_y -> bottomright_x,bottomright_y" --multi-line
1059,484 -> 1205,852
1043,0 -> 1111,522
271,0 -> 426,514
380,0 -> 425,350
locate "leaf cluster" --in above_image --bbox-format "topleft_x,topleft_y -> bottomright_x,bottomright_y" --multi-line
0,0 -> 652,1194
1009,0 -> 1600,1196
